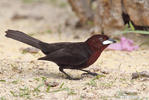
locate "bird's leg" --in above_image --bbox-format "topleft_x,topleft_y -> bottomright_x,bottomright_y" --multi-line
80,69 -> 98,76
59,67 -> 81,80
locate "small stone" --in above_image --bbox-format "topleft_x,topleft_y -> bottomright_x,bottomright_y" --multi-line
45,81 -> 59,87
132,73 -> 139,79
82,87 -> 87,90
132,71 -> 149,79
124,90 -> 138,95
39,68 -> 44,70
29,80 -> 32,82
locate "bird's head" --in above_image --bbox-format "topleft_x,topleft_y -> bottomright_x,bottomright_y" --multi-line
86,34 -> 116,51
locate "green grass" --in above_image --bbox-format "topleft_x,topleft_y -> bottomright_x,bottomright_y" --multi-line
33,84 -> 44,92
22,0 -> 68,8
10,87 -> 31,98
9,77 -> 76,98
23,0 -> 40,3
59,82 -> 64,88
10,91 -> 18,97
19,87 -> 31,97
87,21 -> 94,26
34,77 -> 40,81
0,96 -> 6,100
121,21 -> 149,34
11,80 -> 19,84
129,21 -> 135,31
100,81 -> 114,88
50,82 -> 76,95
46,85 -> 51,93
50,82 -> 65,92
47,0 -> 68,8
121,21 -> 149,47
121,30 -> 149,34
50,87 -> 76,95
46,29 -> 52,34
86,74 -> 106,87
0,80 -> 6,82
41,76 -> 47,81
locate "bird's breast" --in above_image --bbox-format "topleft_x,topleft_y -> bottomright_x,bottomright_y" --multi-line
86,51 -> 101,66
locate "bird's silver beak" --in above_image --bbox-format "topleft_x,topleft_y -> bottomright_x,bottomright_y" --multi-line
102,38 -> 116,45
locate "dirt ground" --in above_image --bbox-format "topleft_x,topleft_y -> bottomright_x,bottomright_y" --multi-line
1,0 -> 149,100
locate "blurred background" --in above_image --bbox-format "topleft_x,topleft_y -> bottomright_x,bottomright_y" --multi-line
1,0 -> 149,39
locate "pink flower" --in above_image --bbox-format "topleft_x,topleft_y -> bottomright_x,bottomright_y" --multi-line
107,37 -> 139,51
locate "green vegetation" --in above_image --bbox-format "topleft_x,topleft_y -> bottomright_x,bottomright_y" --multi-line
86,74 -> 106,87
11,80 -> 19,84
121,21 -> 149,34
9,77 -> 76,98
0,80 -> 6,82
22,0 -> 68,8
0,96 -> 6,100
50,82 -> 76,95
23,0 -> 40,3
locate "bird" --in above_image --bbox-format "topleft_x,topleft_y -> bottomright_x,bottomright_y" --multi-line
5,30 -> 116,80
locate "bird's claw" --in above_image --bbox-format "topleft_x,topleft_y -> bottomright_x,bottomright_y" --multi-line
89,72 -> 98,76
82,72 -> 98,76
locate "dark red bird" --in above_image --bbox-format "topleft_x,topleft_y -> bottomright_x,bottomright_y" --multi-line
5,30 -> 116,80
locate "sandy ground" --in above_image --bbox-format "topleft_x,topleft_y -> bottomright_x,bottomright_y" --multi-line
1,0 -> 149,100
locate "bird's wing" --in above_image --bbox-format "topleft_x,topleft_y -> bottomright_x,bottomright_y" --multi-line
38,48 -> 88,66
39,42 -> 73,55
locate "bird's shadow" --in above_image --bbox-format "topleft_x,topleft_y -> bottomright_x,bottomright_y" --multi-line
34,70 -> 84,80
34,71 -> 64,79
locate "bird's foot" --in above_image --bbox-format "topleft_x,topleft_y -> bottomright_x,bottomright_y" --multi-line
81,69 -> 98,76
80,69 -> 98,76
66,76 -> 81,80
82,72 -> 98,76
87,72 -> 98,76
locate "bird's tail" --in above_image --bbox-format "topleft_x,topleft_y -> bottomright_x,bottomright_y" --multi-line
5,30 -> 42,49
